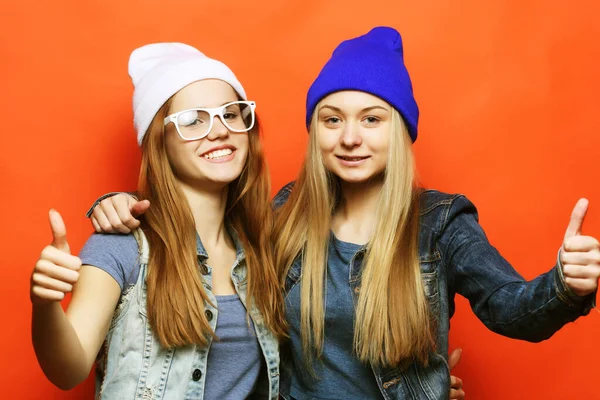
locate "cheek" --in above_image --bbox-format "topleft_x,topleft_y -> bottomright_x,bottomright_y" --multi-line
235,134 -> 250,161
369,128 -> 391,154
164,135 -> 180,163
239,134 -> 250,152
317,133 -> 338,154
165,135 -> 197,170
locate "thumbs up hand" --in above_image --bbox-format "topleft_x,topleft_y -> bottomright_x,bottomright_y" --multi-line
560,199 -> 600,297
30,210 -> 82,305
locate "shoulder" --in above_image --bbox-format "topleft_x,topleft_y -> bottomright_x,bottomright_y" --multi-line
272,181 -> 295,210
79,233 -> 140,291
80,232 -> 139,257
418,189 -> 479,231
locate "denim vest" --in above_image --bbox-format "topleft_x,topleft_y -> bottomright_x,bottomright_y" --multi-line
274,183 -> 596,400
95,229 -> 280,399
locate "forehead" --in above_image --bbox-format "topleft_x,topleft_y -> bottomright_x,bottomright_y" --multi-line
319,91 -> 391,112
170,79 -> 239,112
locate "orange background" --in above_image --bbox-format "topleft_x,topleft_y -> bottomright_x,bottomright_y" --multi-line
1,1 -> 599,399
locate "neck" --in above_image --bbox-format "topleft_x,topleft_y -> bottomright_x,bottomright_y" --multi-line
332,178 -> 383,244
180,181 -> 230,249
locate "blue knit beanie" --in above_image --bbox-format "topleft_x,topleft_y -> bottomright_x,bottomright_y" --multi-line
306,26 -> 419,142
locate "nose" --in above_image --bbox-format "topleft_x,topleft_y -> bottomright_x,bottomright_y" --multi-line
340,122 -> 362,148
206,115 -> 229,140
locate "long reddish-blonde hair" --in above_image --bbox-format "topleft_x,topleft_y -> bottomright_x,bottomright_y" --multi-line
138,97 -> 286,348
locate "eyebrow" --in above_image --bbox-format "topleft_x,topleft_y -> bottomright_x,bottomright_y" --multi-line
319,105 -> 389,113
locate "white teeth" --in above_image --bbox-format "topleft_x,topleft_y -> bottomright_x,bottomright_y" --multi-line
341,156 -> 364,161
204,149 -> 233,159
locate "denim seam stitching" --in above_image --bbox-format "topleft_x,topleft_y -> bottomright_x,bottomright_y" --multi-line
414,363 -> 436,400
480,285 -> 560,326
419,198 -> 455,216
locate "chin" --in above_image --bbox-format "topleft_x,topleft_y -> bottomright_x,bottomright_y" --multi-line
182,169 -> 243,189
336,174 -> 372,184
197,161 -> 245,180
206,172 -> 243,185
332,169 -> 387,186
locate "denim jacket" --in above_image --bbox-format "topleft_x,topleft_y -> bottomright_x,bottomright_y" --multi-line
94,229 -> 280,399
273,183 -> 596,400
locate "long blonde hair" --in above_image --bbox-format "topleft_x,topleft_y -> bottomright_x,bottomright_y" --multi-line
273,107 -> 434,367
138,98 -> 287,349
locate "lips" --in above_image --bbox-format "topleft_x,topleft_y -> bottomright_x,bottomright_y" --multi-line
336,155 -> 370,161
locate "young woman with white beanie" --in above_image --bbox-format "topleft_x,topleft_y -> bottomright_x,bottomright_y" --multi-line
30,42 -> 286,399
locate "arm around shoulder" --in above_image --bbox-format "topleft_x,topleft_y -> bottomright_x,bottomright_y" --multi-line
86,192 -> 149,234
272,181 -> 295,210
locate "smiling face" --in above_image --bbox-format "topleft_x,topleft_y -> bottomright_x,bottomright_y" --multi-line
164,79 -> 250,189
315,91 -> 392,184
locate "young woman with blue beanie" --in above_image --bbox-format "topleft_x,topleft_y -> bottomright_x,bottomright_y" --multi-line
30,43 -> 286,399
270,26 -> 598,399
82,27 -> 598,399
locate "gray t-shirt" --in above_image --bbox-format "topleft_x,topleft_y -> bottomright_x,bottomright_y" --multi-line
205,294 -> 263,399
79,233 -> 264,399
286,233 -> 382,400
79,233 -> 140,290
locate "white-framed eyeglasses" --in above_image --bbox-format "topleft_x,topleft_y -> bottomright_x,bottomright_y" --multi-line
163,100 -> 256,141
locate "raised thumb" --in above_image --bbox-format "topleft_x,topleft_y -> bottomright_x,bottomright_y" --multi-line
564,198 -> 589,240
49,209 -> 70,254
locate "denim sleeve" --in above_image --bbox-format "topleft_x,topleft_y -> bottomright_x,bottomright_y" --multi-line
440,195 -> 595,342
271,181 -> 295,210
85,191 -> 139,218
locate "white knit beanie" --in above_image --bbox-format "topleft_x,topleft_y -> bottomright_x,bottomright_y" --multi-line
129,42 -> 247,145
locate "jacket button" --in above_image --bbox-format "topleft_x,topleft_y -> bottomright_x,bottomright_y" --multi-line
205,310 -> 213,321
192,368 -> 202,381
